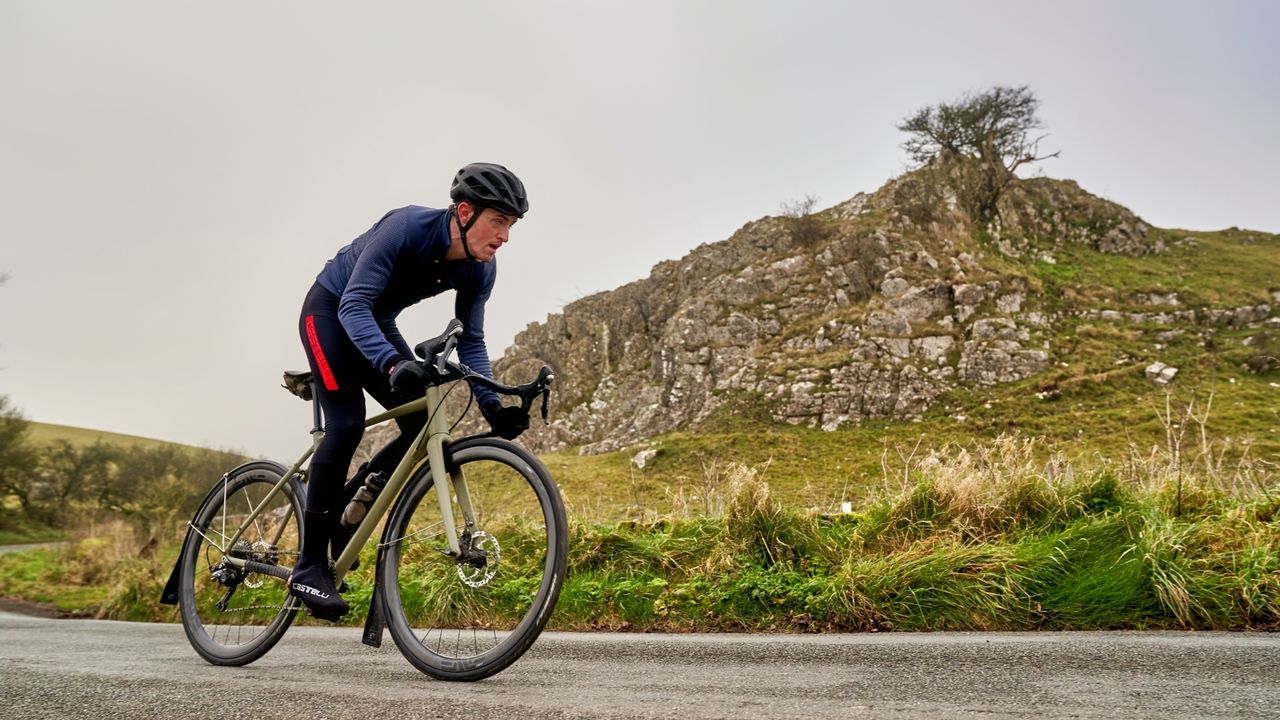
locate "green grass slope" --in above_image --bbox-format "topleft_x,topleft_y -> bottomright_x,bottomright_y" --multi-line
27,421 -> 193,452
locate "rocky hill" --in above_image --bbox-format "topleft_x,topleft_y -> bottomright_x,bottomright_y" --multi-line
353,167 -> 1277,474
483,167 -> 1277,456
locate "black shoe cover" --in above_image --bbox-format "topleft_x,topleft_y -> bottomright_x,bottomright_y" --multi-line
288,563 -> 349,621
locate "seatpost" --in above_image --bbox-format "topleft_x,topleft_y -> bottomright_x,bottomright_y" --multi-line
310,381 -> 323,433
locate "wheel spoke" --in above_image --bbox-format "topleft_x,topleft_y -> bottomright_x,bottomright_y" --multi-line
242,485 -> 267,541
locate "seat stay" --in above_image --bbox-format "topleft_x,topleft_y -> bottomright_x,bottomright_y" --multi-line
221,443 -> 316,566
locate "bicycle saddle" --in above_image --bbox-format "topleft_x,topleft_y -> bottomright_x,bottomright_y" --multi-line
281,370 -> 314,400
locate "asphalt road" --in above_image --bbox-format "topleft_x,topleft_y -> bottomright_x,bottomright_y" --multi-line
1,611 -> 1277,719
0,542 -> 67,556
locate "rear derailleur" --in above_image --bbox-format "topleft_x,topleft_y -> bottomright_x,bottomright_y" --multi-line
209,540 -> 283,610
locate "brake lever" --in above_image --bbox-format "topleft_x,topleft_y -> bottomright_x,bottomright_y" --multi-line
434,323 -> 464,376
515,367 -> 554,425
436,335 -> 458,376
539,367 -> 554,426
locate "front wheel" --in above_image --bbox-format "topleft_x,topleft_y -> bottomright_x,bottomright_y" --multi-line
379,439 -> 568,681
178,462 -> 303,666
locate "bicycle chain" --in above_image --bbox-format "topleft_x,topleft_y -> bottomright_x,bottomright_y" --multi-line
215,604 -> 293,614
212,550 -> 303,615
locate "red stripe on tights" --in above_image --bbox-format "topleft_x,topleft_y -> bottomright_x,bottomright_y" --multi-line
305,315 -> 339,391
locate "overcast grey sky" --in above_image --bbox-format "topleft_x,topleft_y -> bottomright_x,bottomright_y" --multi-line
2,1 -> 1277,460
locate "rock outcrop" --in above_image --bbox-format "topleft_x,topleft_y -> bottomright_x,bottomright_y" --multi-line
359,170 -> 1274,460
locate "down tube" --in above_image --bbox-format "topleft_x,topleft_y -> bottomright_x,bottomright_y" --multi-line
332,392 -> 440,577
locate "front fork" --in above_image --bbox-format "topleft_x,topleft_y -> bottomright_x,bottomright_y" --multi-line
427,430 -> 479,557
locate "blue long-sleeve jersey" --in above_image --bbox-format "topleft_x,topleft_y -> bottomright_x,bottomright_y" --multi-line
315,205 -> 498,405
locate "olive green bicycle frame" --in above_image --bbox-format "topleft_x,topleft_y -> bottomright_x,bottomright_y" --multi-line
212,384 -> 473,583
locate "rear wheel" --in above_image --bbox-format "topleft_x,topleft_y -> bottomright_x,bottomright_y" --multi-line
178,462 -> 302,666
380,439 -> 567,681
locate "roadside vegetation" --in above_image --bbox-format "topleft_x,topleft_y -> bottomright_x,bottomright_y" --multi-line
550,435 -> 1277,631
0,414 -> 246,544
3,416 -> 1275,631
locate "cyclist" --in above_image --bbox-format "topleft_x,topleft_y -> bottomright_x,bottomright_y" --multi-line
289,163 -> 532,620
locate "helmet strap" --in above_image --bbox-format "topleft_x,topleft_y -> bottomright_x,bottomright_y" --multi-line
450,203 -> 481,262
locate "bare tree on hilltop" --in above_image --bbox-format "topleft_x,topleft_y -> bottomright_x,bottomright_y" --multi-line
779,193 -> 827,246
898,85 -> 1060,226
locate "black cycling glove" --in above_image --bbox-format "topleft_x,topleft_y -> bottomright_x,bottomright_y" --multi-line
480,400 -> 530,440
388,359 -> 429,396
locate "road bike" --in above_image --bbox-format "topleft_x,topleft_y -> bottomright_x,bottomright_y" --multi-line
160,319 -> 567,681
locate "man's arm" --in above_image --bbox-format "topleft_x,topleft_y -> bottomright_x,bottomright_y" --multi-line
337,214 -> 410,373
377,311 -> 414,365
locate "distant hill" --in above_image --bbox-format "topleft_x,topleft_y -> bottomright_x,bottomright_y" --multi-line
28,422 -> 203,453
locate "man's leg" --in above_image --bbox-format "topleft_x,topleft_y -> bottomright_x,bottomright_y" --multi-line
355,375 -> 429,484
290,288 -> 367,620
334,354 -> 430,498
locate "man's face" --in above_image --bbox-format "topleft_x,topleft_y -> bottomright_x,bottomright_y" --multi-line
463,204 -> 517,262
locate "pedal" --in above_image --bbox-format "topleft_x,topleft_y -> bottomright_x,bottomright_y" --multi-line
338,580 -> 350,594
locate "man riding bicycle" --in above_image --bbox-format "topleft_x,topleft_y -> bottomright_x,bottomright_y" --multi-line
290,163 -> 532,621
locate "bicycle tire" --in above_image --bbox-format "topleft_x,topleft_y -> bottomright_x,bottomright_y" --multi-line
379,438 -> 568,681
178,461 -> 303,666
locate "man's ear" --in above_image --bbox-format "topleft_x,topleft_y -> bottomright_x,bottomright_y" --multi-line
457,201 -> 483,225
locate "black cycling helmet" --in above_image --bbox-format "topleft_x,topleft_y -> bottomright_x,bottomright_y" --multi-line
450,163 -> 529,218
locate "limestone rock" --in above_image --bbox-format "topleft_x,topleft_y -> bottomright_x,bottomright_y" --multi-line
1145,362 -> 1179,386
889,285 -> 952,322
631,448 -> 657,469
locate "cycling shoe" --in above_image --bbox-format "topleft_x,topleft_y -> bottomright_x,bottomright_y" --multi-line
288,563 -> 349,621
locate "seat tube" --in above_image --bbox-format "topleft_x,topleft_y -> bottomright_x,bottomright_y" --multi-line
310,382 -> 323,433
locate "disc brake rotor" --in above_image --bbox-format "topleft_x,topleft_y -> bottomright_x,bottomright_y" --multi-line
457,530 -> 500,588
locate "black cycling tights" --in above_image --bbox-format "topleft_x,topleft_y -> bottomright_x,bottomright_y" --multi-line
298,283 -> 426,514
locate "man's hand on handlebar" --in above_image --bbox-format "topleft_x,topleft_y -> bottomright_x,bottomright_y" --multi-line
481,400 -> 530,440
389,358 -> 429,396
